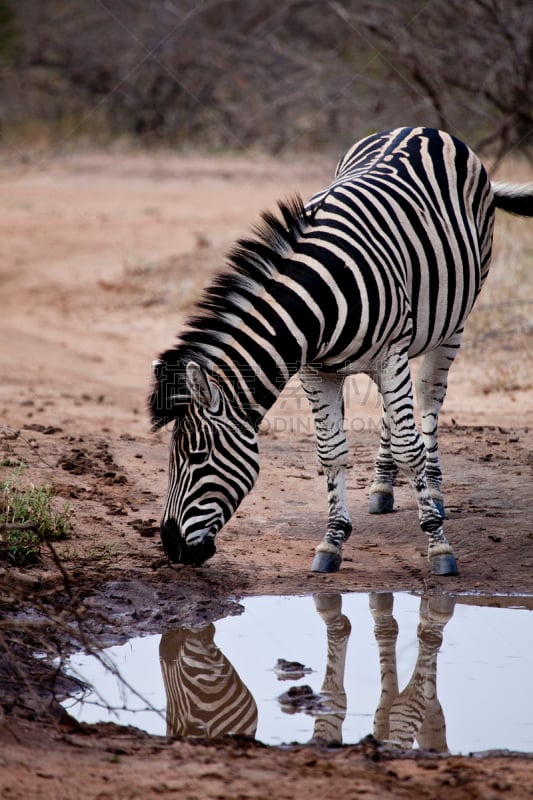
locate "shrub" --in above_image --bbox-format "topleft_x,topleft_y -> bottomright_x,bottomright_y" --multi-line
0,469 -> 71,566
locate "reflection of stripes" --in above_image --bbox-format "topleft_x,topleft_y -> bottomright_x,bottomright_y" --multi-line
312,594 -> 352,745
370,593 -> 455,751
159,624 -> 257,738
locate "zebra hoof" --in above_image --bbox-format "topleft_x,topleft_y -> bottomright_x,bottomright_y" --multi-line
368,492 -> 394,514
310,551 -> 342,573
430,553 -> 458,576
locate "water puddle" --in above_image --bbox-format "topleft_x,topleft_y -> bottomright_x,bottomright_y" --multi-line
62,592 -> 533,754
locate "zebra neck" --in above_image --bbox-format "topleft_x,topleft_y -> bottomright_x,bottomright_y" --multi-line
175,196 -> 320,426
203,320 -> 306,428
183,288 -> 311,425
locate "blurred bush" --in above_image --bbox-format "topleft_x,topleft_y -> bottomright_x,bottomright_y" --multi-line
0,0 -> 532,158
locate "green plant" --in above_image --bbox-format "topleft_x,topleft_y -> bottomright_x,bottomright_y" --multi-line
0,457 -> 24,467
0,469 -> 71,566
57,543 -> 80,561
86,543 -> 117,561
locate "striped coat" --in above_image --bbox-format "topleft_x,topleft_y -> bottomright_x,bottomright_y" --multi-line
150,127 -> 533,575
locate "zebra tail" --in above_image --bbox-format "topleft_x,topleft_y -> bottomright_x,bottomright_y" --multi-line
492,181 -> 533,217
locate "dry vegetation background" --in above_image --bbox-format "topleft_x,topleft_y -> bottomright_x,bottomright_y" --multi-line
1,0 -> 533,161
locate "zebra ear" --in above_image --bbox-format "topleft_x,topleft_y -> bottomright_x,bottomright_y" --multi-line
185,362 -> 220,410
152,359 -> 165,379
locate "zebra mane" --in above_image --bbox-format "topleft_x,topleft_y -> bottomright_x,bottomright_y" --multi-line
149,194 -> 311,429
195,193 -> 309,318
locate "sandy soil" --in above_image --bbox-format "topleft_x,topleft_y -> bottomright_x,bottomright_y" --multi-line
1,148 -> 532,799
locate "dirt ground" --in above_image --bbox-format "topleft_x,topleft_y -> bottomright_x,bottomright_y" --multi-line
1,148 -> 532,799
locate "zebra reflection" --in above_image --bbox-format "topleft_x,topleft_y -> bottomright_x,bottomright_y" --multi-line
369,593 -> 455,751
159,594 -> 454,747
310,593 -> 351,744
159,623 -> 257,738
285,593 -> 454,749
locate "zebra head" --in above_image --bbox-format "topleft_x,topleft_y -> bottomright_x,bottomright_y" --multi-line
151,359 -> 259,566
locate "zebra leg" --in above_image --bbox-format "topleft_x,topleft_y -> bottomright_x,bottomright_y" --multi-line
387,595 -> 455,750
311,593 -> 351,744
378,355 -> 458,576
414,595 -> 455,750
300,368 -> 352,573
415,335 -> 463,519
369,592 -> 399,741
368,403 -> 398,514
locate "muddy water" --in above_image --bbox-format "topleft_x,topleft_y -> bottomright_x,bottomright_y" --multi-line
62,592 -> 533,754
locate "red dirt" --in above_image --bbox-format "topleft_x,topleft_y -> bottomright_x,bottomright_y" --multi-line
0,150 -> 532,799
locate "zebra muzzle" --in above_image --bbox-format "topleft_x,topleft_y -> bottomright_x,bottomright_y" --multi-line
160,519 -> 217,566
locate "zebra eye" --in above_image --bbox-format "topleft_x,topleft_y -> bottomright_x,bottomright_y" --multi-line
189,449 -> 209,465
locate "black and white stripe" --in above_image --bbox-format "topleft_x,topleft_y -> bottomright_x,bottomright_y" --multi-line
150,126 -> 533,574
370,592 -> 455,751
159,624 -> 258,738
310,594 -> 352,745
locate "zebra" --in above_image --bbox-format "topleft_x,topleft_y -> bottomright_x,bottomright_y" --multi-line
159,623 -> 258,738
149,126 -> 533,576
